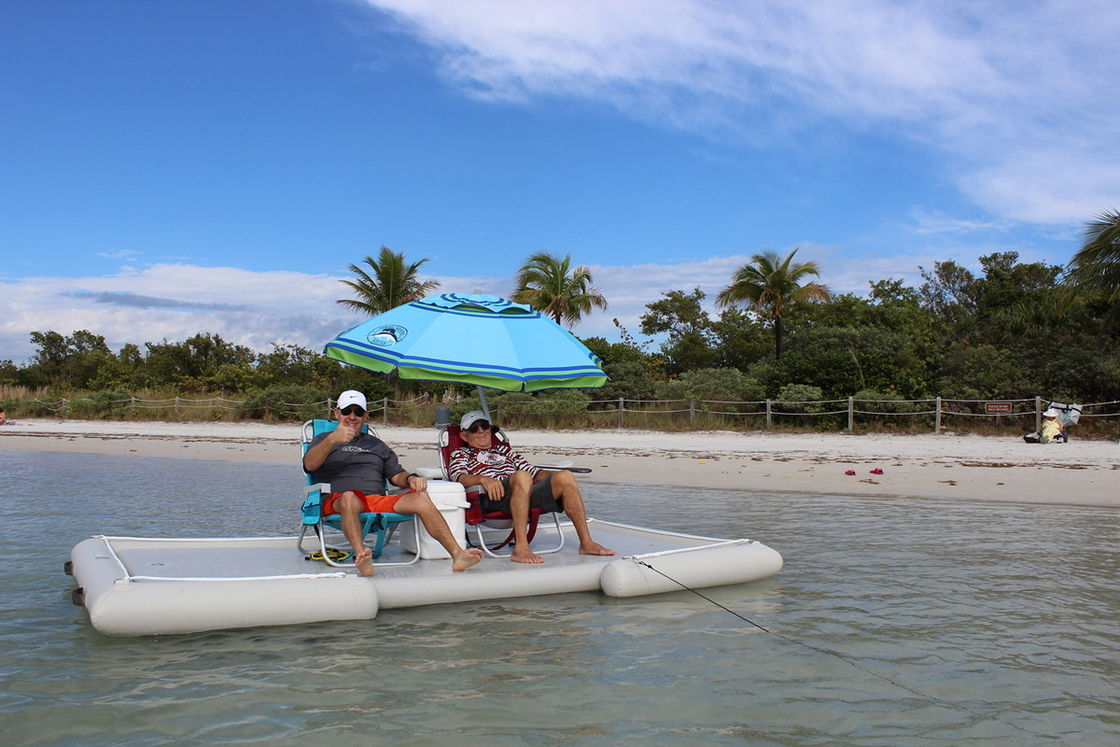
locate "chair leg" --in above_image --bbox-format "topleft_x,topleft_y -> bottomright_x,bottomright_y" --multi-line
302,515 -> 423,568
472,511 -> 565,557
368,519 -> 421,566
297,524 -> 313,554
314,521 -> 350,568
474,523 -> 512,558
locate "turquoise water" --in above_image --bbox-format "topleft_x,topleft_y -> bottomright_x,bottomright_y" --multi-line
0,448 -> 1117,745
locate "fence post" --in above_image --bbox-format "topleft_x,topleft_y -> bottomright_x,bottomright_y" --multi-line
689,400 -> 695,424
174,396 -> 180,414
847,396 -> 854,432
617,398 -> 624,429
935,396 -> 942,434
1035,395 -> 1042,433
765,399 -> 772,429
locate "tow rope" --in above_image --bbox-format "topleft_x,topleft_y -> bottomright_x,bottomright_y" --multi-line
634,559 -> 1051,740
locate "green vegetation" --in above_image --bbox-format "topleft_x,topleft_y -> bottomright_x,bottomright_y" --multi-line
336,245 -> 441,316
716,248 -> 830,359
3,228 -> 1118,435
513,251 -> 608,327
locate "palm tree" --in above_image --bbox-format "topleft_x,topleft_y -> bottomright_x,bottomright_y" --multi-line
1065,210 -> 1120,306
716,248 -> 830,359
512,251 -> 608,327
337,246 -> 440,316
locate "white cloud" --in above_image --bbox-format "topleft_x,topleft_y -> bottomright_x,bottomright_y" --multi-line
0,254 -> 878,363
95,249 -> 142,260
910,209 -> 1010,236
0,265 -> 358,364
0,243 -> 1056,365
364,0 -> 1120,224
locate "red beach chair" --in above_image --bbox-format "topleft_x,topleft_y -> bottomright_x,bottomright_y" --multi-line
437,421 -> 565,558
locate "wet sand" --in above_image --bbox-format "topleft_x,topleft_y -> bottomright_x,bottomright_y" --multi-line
2,418 -> 1116,507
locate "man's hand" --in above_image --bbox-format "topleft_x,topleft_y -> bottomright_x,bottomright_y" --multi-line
479,476 -> 504,499
404,473 -> 427,491
329,422 -> 359,444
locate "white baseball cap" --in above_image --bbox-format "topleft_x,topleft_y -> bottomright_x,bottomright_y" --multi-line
460,410 -> 488,430
1042,408 -> 1059,417
337,390 -> 368,411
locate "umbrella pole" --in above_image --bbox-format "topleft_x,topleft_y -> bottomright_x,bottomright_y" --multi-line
476,386 -> 492,420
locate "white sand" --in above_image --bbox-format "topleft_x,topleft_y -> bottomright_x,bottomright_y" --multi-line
2,418 -> 1116,507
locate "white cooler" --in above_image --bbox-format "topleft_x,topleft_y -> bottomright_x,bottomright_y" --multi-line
400,480 -> 468,559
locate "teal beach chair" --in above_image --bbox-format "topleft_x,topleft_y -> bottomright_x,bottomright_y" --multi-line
297,419 -> 421,567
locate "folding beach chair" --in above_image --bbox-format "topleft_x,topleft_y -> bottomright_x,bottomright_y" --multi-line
437,421 -> 565,558
298,419 -> 421,568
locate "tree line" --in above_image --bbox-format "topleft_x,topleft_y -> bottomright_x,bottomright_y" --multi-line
2,212 -> 1118,416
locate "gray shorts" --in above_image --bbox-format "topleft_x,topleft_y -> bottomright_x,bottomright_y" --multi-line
482,472 -> 562,514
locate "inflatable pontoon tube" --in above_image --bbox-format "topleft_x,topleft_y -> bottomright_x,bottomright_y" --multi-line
600,540 -> 784,597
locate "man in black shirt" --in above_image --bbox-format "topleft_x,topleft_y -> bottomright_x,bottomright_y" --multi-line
304,390 -> 482,576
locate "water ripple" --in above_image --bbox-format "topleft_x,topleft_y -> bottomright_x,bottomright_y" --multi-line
0,450 -> 1116,744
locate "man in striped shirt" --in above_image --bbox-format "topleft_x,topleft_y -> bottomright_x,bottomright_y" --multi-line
448,410 -> 614,564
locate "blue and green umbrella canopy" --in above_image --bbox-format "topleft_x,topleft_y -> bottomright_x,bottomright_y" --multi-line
324,293 -> 607,392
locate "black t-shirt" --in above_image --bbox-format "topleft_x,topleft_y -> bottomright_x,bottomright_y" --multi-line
306,432 -> 403,495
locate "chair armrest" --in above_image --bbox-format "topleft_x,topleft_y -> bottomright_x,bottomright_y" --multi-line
536,464 -> 592,474
301,482 -> 330,524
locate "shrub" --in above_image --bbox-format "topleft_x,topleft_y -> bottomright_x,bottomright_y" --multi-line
775,383 -> 826,413
600,360 -> 659,401
851,388 -> 921,414
243,386 -> 331,421
74,390 -> 134,418
491,390 -> 591,420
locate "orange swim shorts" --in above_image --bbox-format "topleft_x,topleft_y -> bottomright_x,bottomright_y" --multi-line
322,489 -> 406,516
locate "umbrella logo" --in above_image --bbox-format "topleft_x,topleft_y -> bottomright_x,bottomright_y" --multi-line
366,325 -> 407,347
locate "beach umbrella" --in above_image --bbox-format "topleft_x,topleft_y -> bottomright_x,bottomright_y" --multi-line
323,293 -> 607,401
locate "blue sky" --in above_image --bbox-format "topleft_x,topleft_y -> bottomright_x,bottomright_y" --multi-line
3,0 -> 1118,363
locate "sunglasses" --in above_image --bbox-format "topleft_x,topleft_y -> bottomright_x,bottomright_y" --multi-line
467,420 -> 498,433
339,406 -> 366,416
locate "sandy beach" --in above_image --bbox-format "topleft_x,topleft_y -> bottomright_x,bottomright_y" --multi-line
2,418 -> 1116,507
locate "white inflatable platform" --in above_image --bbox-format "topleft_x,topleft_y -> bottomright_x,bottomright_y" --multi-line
68,518 -> 783,637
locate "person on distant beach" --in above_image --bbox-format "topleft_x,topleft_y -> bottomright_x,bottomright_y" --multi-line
1024,408 -> 1066,444
1039,409 -> 1066,443
0,408 -> 6,425
303,390 -> 482,577
447,410 -> 614,564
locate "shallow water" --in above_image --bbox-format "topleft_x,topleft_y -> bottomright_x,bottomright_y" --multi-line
0,448 -> 1117,745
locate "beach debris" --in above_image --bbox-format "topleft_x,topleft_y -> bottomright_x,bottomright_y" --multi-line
845,469 -> 856,476
870,468 -> 884,475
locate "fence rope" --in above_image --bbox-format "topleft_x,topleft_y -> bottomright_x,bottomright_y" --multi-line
10,394 -> 1120,429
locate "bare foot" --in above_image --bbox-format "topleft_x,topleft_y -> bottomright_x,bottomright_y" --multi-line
452,548 -> 483,571
579,542 -> 615,556
355,548 -> 375,577
511,546 -> 544,564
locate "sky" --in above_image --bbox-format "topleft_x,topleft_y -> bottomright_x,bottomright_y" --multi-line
2,0 -> 1118,364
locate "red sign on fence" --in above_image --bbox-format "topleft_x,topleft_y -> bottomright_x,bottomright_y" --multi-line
984,402 -> 1013,414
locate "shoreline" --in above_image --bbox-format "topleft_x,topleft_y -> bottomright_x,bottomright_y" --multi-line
2,418 -> 1117,508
